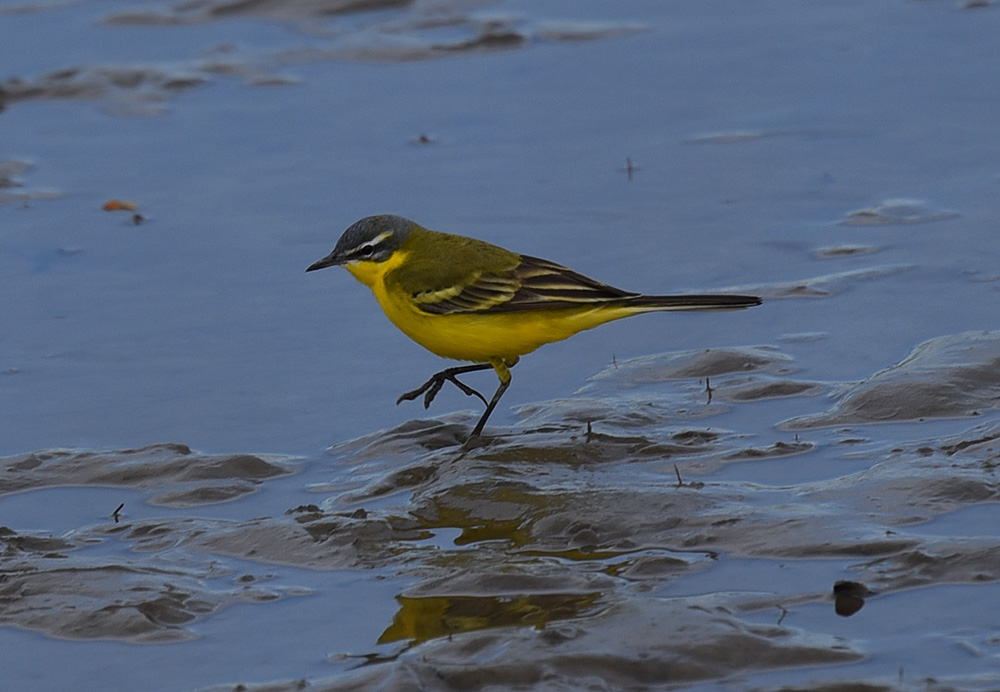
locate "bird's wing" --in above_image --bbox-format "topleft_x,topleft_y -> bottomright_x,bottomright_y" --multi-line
412,255 -> 637,315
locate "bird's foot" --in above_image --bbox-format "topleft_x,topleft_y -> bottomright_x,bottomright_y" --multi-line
396,367 -> 490,409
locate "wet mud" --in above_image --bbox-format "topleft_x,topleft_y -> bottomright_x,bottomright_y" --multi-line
1,443 -> 294,507
1,1 -> 641,115
5,0 -> 1000,690
840,199 -> 959,227
0,160 -> 62,206
783,331 -> 1000,429
5,334 -> 1000,689
1,445 -> 298,641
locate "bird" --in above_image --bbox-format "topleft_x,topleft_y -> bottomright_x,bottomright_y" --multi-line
307,215 -> 761,440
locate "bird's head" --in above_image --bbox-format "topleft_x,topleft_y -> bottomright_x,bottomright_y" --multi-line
307,215 -> 413,273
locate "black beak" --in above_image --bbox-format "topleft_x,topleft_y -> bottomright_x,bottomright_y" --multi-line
306,253 -> 340,272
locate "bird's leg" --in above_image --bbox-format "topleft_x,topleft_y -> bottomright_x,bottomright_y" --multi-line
469,357 -> 519,438
396,363 -> 493,408
398,358 -> 520,438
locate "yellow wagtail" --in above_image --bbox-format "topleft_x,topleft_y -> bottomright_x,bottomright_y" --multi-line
307,215 -> 761,439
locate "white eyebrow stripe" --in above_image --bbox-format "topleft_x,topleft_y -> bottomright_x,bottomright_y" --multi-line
357,231 -> 394,251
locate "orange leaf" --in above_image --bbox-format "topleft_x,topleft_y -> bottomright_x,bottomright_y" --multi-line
102,200 -> 138,211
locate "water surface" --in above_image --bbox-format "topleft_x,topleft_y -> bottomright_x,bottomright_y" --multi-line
3,1 -> 1000,690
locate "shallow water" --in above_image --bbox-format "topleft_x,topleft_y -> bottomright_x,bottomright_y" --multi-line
3,1 -> 1000,690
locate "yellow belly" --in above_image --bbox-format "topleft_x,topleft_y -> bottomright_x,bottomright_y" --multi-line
374,283 -> 632,362
345,252 -> 638,363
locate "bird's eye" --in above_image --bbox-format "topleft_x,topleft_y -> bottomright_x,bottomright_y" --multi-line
356,244 -> 375,257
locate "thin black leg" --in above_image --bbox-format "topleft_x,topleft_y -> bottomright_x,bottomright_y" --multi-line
468,377 -> 511,439
399,358 -> 519,440
396,363 -> 493,408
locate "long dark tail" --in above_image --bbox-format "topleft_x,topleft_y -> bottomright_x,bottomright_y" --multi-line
625,293 -> 762,311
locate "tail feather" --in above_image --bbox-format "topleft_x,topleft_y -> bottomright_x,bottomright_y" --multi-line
625,294 -> 762,311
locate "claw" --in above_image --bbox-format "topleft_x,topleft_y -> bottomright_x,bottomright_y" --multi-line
423,377 -> 445,408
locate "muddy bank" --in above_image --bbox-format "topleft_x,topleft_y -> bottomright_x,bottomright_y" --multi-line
4,338 -> 1000,689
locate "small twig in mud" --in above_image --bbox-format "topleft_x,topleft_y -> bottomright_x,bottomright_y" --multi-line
777,605 -> 788,625
112,502 -> 125,523
625,157 -> 637,180
704,377 -> 713,404
674,464 -> 704,489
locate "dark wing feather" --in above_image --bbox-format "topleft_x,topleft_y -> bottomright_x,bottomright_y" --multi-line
494,255 -> 638,310
411,252 -> 761,315
414,255 -> 637,315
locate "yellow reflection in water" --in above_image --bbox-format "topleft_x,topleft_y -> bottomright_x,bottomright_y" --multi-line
378,592 -> 601,645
